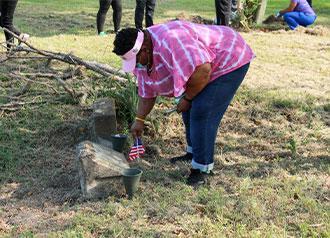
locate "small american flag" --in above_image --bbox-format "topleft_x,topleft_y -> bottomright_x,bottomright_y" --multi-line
128,138 -> 146,162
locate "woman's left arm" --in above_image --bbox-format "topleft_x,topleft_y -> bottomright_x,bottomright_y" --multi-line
280,1 -> 297,14
177,62 -> 212,113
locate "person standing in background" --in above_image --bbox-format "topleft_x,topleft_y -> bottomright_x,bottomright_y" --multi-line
231,0 -> 237,10
0,0 -> 29,50
215,0 -> 232,26
97,0 -> 122,36
135,0 -> 156,29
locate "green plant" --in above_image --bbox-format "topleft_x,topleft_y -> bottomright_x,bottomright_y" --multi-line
107,74 -> 139,133
231,0 -> 261,29
243,0 -> 261,25
287,138 -> 297,154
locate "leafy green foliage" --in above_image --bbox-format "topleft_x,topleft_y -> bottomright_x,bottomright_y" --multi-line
243,0 -> 261,25
97,74 -> 139,134
288,138 -> 297,154
230,0 -> 261,29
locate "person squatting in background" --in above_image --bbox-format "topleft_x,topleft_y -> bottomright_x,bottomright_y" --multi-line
276,0 -> 316,30
112,21 -> 255,186
97,0 -> 122,36
0,0 -> 29,50
135,0 -> 156,29
215,0 -> 232,26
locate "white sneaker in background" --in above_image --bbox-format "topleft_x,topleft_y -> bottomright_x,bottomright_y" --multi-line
18,33 -> 30,46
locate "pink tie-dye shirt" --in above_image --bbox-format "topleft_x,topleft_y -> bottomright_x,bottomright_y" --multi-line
133,20 -> 255,98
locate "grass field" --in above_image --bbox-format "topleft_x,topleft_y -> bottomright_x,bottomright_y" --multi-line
0,0 -> 330,237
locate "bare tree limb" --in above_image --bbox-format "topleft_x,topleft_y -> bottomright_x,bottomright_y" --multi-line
0,95 -> 22,100
8,72 -> 78,101
53,75 -> 78,102
62,67 -> 82,80
23,78 -> 59,93
8,55 -> 46,59
1,27 -> 134,107
9,76 -> 33,97
2,28 -> 129,81
3,27 -> 55,58
85,61 -> 129,79
0,97 -> 46,109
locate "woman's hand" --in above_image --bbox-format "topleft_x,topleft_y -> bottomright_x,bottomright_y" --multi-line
177,96 -> 192,113
131,120 -> 144,141
131,96 -> 156,140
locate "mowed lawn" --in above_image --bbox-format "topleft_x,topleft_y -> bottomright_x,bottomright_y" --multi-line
0,0 -> 329,237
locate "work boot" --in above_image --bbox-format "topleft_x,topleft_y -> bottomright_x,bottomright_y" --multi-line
187,169 -> 214,186
170,152 -> 193,164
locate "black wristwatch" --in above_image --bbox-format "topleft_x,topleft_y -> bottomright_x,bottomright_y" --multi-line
183,95 -> 193,103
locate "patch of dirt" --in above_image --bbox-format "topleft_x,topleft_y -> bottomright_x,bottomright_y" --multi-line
174,12 -> 214,25
263,14 -> 286,24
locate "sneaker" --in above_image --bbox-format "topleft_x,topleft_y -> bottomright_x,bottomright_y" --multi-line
21,33 -> 30,41
98,32 -> 107,37
18,33 -> 30,46
187,169 -> 214,186
106,29 -> 120,34
170,152 -> 193,164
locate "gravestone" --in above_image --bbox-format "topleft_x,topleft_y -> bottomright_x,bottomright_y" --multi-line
92,98 -> 117,148
76,140 -> 130,198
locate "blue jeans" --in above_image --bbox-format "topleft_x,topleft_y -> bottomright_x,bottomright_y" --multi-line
283,12 -> 316,30
182,63 -> 250,172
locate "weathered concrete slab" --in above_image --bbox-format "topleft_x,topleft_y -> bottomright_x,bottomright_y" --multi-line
92,98 -> 117,148
76,140 -> 129,198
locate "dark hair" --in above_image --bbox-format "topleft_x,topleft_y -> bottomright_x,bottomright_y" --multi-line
113,28 -> 140,56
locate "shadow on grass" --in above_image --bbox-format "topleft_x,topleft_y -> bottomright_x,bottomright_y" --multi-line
0,106 -> 93,206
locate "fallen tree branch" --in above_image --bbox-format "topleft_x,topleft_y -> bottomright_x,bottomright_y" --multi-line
14,67 -> 82,81
85,60 -> 129,79
8,55 -> 46,59
9,75 -> 33,97
8,72 -> 78,102
0,97 -> 46,110
2,28 -> 130,82
0,95 -> 22,100
23,77 -> 59,93
3,27 -> 55,58
53,75 -> 77,101
1,27 -> 135,107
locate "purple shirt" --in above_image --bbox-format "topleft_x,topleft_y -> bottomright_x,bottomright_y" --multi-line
291,0 -> 315,16
133,20 -> 255,98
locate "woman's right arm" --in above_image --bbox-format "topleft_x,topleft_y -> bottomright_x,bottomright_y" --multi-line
280,1 -> 297,14
131,96 -> 156,140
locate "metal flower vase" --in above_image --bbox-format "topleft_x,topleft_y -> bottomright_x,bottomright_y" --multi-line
111,134 -> 127,152
121,168 -> 143,199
